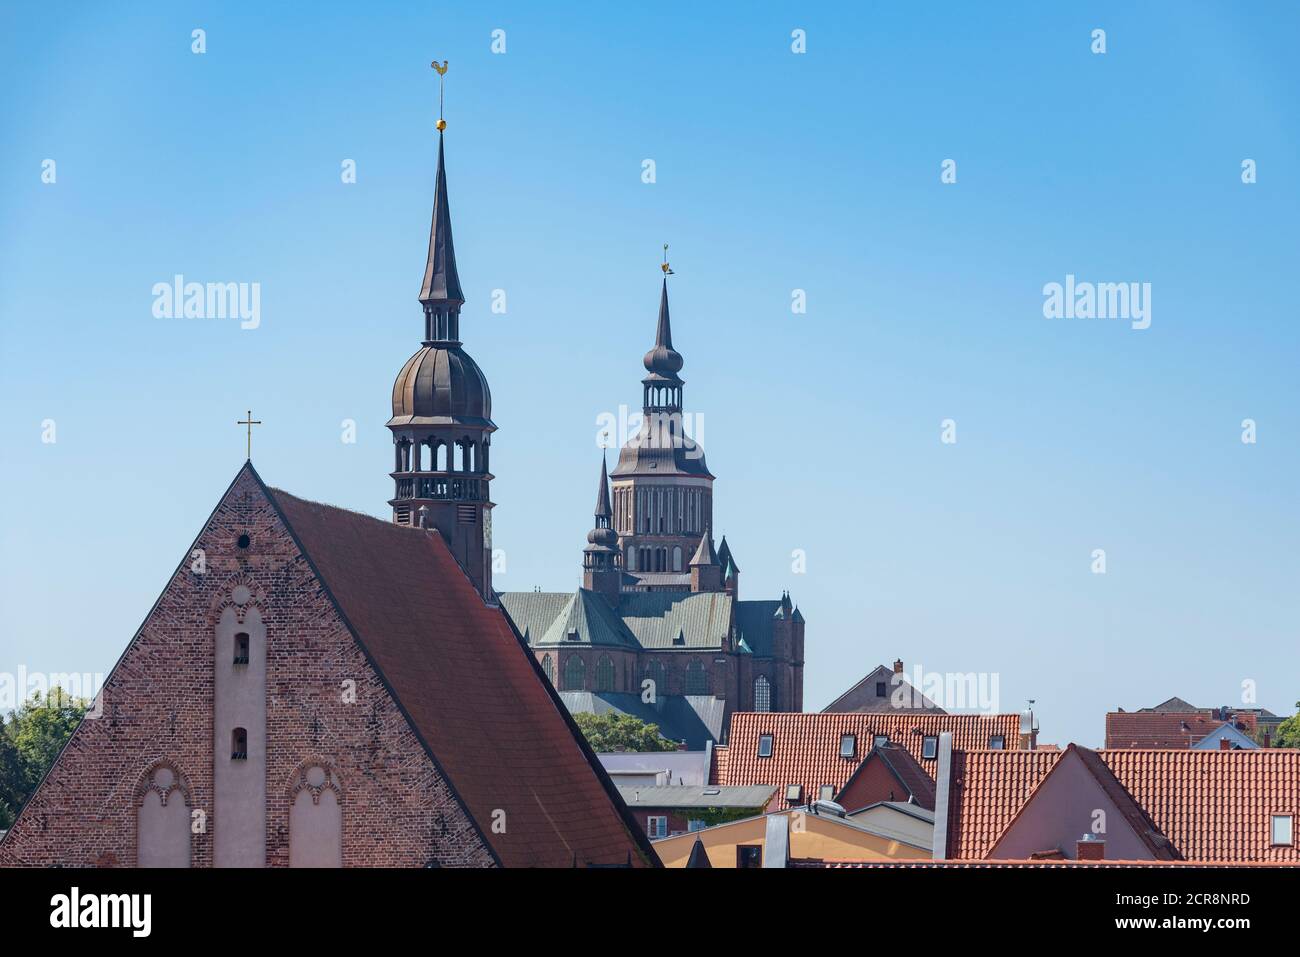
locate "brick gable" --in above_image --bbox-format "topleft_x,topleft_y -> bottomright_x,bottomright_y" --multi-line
0,467 -> 495,867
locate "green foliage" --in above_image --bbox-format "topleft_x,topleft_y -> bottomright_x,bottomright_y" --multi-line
1274,703 -> 1300,749
573,711 -> 680,753
0,687 -> 89,829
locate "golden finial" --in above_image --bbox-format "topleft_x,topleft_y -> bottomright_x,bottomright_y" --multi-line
661,244 -> 674,275
431,60 -> 449,130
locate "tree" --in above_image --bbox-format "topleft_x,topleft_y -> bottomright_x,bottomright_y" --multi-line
0,687 -> 88,829
572,711 -> 680,753
1274,703 -> 1300,749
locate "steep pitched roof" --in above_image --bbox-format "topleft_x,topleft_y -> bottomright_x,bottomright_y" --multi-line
716,712 -> 1023,805
986,745 -> 1178,861
263,477 -> 656,867
617,591 -> 732,650
945,747 -> 1300,863
500,590 -> 733,652
835,743 -> 937,811
536,590 -> 638,647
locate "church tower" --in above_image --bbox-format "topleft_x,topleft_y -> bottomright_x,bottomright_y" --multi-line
387,127 -> 496,601
610,276 -> 716,589
582,457 -> 622,603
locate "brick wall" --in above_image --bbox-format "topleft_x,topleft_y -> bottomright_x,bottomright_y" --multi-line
0,470 -> 495,868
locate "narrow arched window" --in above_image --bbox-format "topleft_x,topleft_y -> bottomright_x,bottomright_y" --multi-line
231,727 -> 248,760
563,656 -> 586,691
672,546 -> 683,572
541,654 -> 554,683
685,660 -> 708,695
644,661 -> 667,698
754,676 -> 772,713
233,632 -> 250,665
595,655 -> 615,692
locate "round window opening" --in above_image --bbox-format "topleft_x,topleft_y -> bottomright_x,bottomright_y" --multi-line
237,534 -> 251,550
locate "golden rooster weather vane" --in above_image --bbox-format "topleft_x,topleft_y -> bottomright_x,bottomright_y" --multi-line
431,59 -> 449,131
661,243 -> 674,276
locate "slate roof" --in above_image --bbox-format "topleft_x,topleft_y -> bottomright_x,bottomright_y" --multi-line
560,692 -> 727,749
264,476 -> 656,867
616,785 -> 776,809
716,712 -> 1024,804
945,747 -> 1300,863
733,600 -> 783,657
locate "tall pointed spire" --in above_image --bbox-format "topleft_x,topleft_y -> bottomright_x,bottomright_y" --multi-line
419,133 -> 465,307
643,279 -> 684,379
594,455 -> 612,519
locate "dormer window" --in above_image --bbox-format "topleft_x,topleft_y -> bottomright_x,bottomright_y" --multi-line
757,734 -> 773,758
233,632 -> 250,665
566,629 -> 579,642
785,784 -> 803,803
231,727 -> 248,760
922,735 -> 939,760
873,735 -> 889,748
819,785 -> 835,801
1272,814 -> 1294,846
839,734 -> 856,759
989,735 -> 1006,750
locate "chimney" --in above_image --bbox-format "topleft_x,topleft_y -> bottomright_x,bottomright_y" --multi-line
1076,834 -> 1105,861
929,732 -> 954,860
1219,736 -> 1231,751
893,658 -> 904,675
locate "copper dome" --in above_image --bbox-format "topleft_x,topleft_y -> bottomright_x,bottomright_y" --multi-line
388,345 -> 494,428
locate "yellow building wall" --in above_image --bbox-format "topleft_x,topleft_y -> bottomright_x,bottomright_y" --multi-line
654,813 -> 931,868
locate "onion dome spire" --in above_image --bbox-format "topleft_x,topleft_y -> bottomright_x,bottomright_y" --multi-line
643,278 -> 685,379
587,456 -> 618,548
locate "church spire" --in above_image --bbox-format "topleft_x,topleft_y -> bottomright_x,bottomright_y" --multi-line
418,132 -> 465,343
583,455 -> 621,602
642,265 -> 686,414
594,455 -> 613,519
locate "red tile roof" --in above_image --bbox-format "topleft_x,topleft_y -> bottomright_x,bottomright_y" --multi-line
267,480 -> 656,868
716,711 -> 1023,808
1105,711 -> 1231,749
946,747 -> 1300,863
947,749 -> 1063,859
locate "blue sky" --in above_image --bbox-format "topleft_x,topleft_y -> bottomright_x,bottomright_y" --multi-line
1,2 -> 1297,747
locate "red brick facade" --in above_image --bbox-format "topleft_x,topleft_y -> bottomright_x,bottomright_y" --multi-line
0,469 -> 493,867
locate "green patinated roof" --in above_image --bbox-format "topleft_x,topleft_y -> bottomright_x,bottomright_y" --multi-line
500,589 -> 638,648
616,591 -> 732,650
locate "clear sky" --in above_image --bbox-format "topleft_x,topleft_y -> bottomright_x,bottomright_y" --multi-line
2,2 -> 1297,747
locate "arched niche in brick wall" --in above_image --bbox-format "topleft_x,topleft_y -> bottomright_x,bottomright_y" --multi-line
135,760 -> 192,868
287,761 -> 343,868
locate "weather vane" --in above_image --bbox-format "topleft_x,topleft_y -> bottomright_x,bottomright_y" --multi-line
431,59 -> 449,131
236,409 -> 261,460
661,244 -> 674,275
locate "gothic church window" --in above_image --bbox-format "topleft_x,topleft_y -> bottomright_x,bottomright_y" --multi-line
595,656 -> 615,692
754,676 -> 772,712
672,546 -> 682,572
563,655 -> 586,691
685,660 -> 708,695
541,654 -> 554,683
